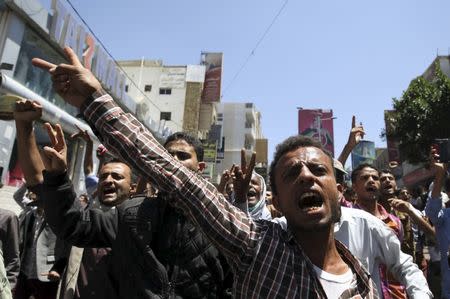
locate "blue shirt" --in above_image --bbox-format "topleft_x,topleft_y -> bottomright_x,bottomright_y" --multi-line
425,194 -> 450,299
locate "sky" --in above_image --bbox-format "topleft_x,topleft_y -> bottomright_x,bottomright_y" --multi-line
67,0 -> 450,167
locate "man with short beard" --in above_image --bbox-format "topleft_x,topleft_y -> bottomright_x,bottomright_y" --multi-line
379,170 -> 415,261
352,164 -> 407,299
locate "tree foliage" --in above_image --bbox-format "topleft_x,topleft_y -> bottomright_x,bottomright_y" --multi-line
387,62 -> 450,163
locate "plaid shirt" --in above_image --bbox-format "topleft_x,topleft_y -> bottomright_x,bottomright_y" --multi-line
82,93 -> 378,299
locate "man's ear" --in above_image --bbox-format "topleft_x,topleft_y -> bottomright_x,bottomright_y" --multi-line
337,183 -> 344,194
198,162 -> 206,173
272,193 -> 281,212
130,183 -> 137,196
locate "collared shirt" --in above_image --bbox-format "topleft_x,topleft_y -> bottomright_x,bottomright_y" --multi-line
273,208 -> 432,298
82,93 -> 378,298
425,194 -> 450,299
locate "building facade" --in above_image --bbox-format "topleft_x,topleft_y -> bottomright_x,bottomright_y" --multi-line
118,59 -> 209,138
214,102 -> 266,182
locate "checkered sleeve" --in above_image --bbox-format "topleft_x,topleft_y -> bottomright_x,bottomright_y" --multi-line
82,93 -> 261,271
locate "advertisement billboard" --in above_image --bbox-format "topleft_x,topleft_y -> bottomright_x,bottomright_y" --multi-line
351,140 -> 376,169
298,109 -> 335,156
200,52 -> 223,103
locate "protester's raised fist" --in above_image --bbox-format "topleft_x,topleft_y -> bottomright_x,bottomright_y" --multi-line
14,100 -> 42,123
32,47 -> 102,108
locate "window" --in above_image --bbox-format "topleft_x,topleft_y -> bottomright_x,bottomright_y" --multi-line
125,85 -> 129,92
160,112 -> 172,121
245,103 -> 253,108
144,85 -> 152,92
159,88 -> 172,95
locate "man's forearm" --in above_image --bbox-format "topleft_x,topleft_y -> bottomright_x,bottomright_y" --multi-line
337,144 -> 352,166
15,121 -> 44,186
407,206 -> 435,240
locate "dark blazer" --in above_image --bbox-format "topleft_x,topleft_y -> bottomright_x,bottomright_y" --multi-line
0,208 -> 20,288
19,210 -> 69,282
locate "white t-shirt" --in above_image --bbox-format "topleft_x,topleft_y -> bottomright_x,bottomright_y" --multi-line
313,265 -> 354,299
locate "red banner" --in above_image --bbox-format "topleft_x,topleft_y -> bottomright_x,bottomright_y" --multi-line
298,109 -> 335,156
201,53 -> 223,103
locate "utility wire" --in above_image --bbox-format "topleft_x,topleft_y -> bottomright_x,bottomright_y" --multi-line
65,0 -> 183,129
222,0 -> 289,98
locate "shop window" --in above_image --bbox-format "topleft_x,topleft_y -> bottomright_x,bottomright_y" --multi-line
13,27 -> 78,116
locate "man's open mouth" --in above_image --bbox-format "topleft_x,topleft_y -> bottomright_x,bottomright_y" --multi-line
297,192 -> 324,211
247,189 -> 257,198
366,186 -> 377,192
103,187 -> 116,196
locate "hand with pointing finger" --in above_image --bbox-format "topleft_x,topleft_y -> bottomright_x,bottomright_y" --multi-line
347,115 -> 365,149
32,47 -> 102,108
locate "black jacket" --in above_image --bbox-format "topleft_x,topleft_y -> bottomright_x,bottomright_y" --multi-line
42,171 -> 231,299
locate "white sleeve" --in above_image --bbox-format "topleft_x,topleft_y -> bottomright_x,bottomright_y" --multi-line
373,222 -> 432,298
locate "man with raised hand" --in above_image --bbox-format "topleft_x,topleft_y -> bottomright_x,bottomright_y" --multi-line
12,101 -> 70,299
425,147 -> 450,299
32,47 -> 378,298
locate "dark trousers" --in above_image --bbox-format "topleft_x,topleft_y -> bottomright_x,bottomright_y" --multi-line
13,274 -> 58,299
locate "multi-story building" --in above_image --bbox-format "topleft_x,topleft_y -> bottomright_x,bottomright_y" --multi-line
118,59 -> 209,138
214,102 -> 266,182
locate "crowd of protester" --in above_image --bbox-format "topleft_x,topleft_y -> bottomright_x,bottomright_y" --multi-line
0,47 -> 448,298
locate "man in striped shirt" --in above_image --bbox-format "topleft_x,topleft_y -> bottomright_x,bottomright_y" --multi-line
33,47 -> 378,298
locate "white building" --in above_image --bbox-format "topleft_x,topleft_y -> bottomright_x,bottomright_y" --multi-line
215,102 -> 265,181
118,60 -> 208,137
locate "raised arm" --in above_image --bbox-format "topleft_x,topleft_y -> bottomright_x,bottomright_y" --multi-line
425,146 -> 447,224
13,100 -> 45,186
32,47 -> 261,270
338,115 -> 365,166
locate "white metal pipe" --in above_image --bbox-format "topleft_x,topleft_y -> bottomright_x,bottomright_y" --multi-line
0,71 -> 98,140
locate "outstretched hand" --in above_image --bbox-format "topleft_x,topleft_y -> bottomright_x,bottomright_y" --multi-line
40,123 -> 67,174
232,149 -> 256,203
31,47 -> 102,108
